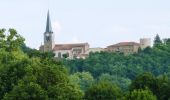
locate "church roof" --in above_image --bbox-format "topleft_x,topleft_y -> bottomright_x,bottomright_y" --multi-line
45,10 -> 53,33
53,43 -> 89,51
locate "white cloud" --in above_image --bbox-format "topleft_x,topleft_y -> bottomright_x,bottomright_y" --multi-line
52,20 -> 61,33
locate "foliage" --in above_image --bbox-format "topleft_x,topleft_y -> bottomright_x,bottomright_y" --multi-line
124,88 -> 157,100
130,73 -> 170,100
130,72 -> 157,93
156,75 -> 170,100
1,29 -> 170,99
99,73 -> 131,91
0,28 -> 25,52
0,29 -> 83,100
154,34 -> 162,48
69,72 -> 94,91
3,80 -> 48,100
21,44 -> 55,59
63,34 -> 170,99
84,81 -> 122,100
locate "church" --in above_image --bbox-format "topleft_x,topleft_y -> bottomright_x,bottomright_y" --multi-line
39,11 -> 151,58
39,11 -> 89,59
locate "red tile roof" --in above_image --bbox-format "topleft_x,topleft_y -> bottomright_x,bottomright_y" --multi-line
108,42 -> 140,47
53,43 -> 89,51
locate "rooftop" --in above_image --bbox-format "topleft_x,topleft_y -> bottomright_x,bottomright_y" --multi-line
108,42 -> 140,47
53,43 -> 89,50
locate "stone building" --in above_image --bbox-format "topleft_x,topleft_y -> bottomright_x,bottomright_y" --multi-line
53,43 -> 89,59
39,11 -> 151,57
140,38 -> 151,49
106,42 -> 140,55
39,11 -> 89,59
106,38 -> 151,55
86,47 -> 105,53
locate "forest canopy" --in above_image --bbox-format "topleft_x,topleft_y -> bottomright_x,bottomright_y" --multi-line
0,28 -> 170,100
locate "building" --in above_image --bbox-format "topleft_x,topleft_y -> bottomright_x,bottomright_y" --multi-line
86,47 -> 105,53
39,11 -> 89,59
106,42 -> 140,55
140,38 -> 151,49
106,38 -> 151,55
53,43 -> 89,59
39,11 -> 151,57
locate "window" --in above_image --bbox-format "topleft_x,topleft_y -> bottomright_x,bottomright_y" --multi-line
62,52 -> 69,58
58,52 -> 61,58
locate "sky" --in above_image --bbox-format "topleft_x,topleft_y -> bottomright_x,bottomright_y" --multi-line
1,0 -> 170,49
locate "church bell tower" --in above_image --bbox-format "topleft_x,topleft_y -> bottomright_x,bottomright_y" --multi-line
44,10 -> 55,52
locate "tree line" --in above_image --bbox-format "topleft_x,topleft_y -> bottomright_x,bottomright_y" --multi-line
63,34 -> 170,100
0,28 -> 170,100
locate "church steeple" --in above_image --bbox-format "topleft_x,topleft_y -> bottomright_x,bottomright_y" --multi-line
45,10 -> 53,33
43,10 -> 55,52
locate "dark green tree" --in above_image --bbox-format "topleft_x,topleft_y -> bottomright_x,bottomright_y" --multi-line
0,28 -> 83,100
84,81 -> 122,100
69,72 -> 94,91
124,88 -> 157,100
130,72 -> 158,95
154,34 -> 162,47
156,75 -> 170,100
3,80 -> 48,100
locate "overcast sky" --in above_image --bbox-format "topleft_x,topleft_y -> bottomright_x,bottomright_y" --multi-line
1,0 -> 170,49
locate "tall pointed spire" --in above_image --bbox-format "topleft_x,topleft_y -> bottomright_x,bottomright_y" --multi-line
45,10 -> 53,33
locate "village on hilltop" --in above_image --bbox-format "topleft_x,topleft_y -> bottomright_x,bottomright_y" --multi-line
39,11 -> 151,59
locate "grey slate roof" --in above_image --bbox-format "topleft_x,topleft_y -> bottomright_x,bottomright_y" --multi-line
45,10 -> 53,33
